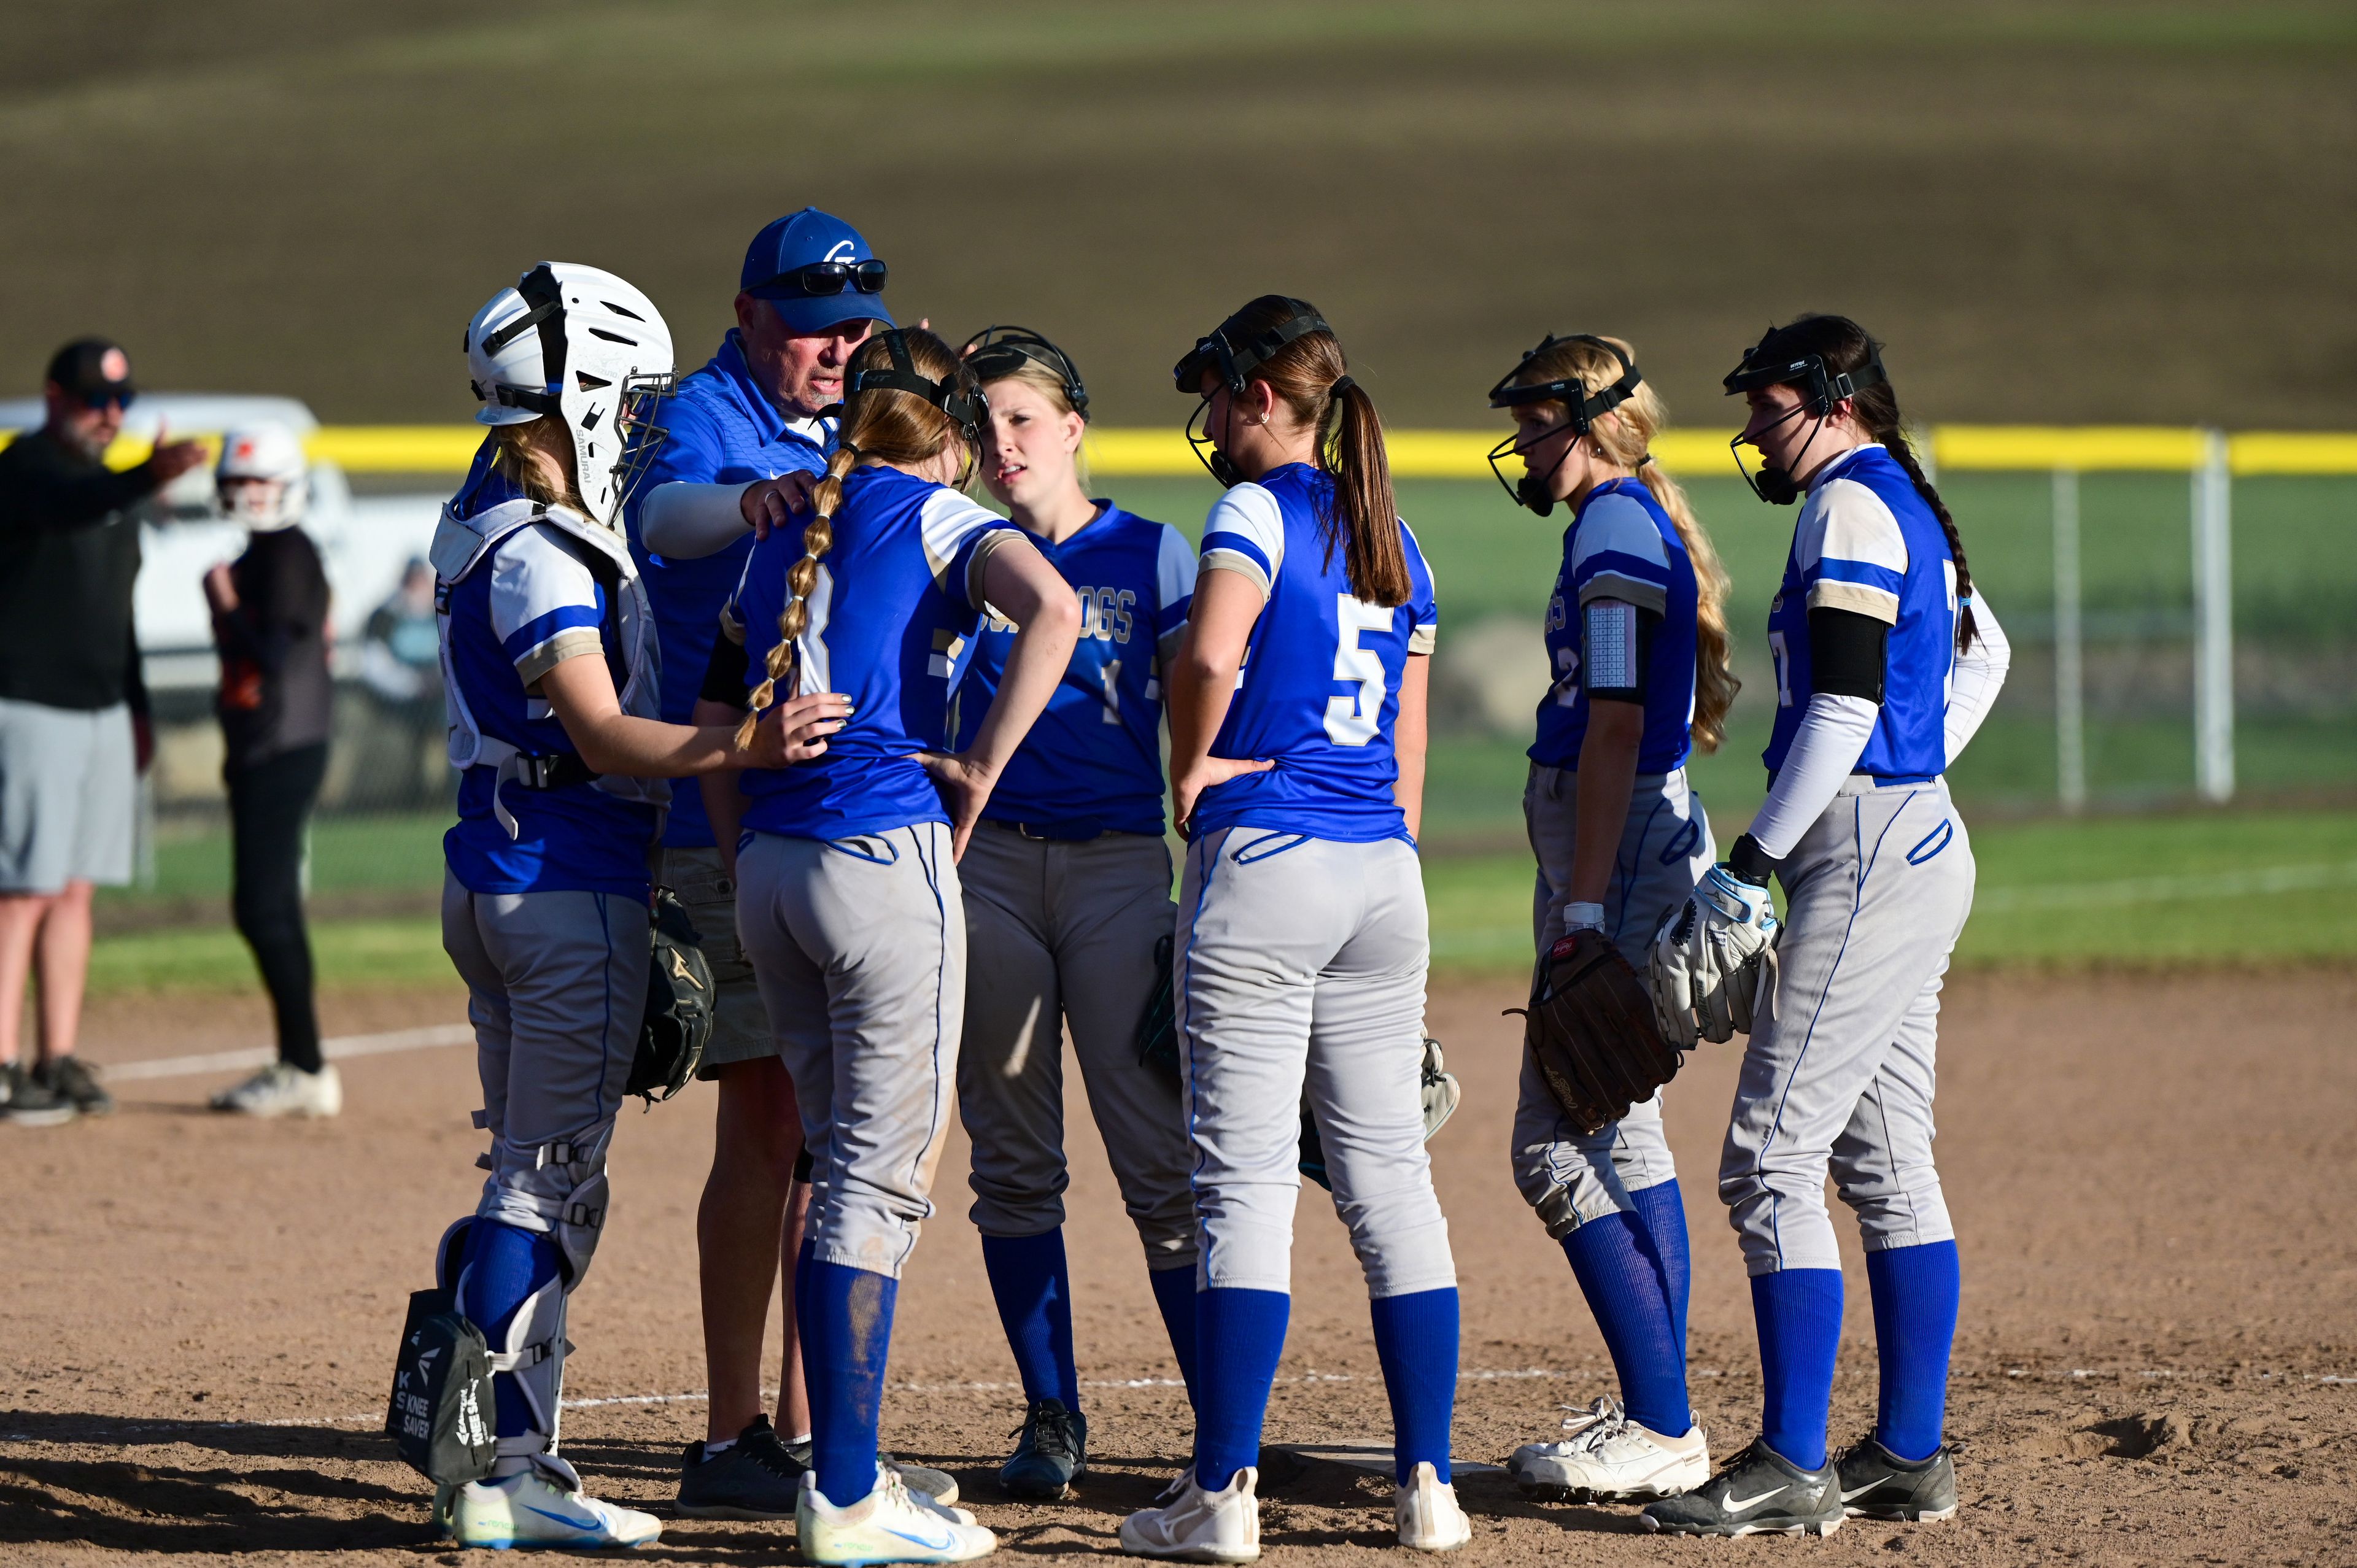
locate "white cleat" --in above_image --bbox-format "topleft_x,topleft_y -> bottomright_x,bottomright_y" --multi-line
797,1465 -> 994,1565
446,1456 -> 660,1550
1510,1400 -> 1708,1502
1395,1461 -> 1473,1552
209,1061 -> 343,1118
1119,1465 -> 1260,1562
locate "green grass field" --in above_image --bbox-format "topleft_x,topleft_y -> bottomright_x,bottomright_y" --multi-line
87,806 -> 2357,994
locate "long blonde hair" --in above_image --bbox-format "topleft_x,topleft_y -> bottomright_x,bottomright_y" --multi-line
490,418 -> 584,512
1511,334 -> 1739,753
735,329 -> 977,749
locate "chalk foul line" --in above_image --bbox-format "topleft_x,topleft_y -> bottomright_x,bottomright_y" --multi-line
104,1022 -> 473,1083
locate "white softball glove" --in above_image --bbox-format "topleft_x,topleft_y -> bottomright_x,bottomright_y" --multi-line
1650,863 -> 1779,1046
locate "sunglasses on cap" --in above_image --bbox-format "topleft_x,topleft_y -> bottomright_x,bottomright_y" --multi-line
751,259 -> 889,298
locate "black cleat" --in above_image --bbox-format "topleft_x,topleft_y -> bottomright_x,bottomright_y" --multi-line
1834,1435 -> 1957,1521
677,1413 -> 810,1520
37,1054 -> 112,1116
1640,1439 -> 1843,1537
0,1060 -> 75,1126
999,1398 -> 1087,1500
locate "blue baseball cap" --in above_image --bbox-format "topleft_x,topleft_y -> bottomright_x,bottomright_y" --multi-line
740,207 -> 896,334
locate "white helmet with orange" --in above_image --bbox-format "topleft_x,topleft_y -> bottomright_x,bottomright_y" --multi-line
462,261 -> 675,529
215,423 -> 309,531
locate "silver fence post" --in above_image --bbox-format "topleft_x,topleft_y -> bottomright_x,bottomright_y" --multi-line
2051,468 -> 2086,812
2191,430 -> 2235,803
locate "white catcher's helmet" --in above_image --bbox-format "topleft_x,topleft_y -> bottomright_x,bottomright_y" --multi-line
463,261 -> 675,527
215,423 -> 309,531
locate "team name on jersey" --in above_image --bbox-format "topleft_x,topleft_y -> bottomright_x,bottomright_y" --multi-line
983,584 -> 1139,645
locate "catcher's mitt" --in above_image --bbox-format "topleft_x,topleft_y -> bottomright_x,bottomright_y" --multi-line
627,886 -> 713,1106
1136,932 -> 1181,1086
1507,929 -> 1683,1136
1299,1038 -> 1460,1191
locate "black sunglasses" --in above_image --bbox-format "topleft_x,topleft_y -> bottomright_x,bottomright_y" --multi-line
75,390 -> 134,412
754,260 -> 889,298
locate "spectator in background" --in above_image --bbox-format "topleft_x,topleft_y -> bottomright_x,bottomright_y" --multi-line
360,557 -> 446,804
0,338 -> 206,1126
203,425 -> 341,1119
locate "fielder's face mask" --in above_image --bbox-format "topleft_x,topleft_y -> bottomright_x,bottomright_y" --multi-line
1172,298 -> 1331,489
961,325 -> 1089,420
1484,334 -> 1643,517
851,330 -> 989,481
1721,326 -> 1886,505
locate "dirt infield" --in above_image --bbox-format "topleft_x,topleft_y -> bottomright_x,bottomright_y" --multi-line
4,967 -> 2352,1564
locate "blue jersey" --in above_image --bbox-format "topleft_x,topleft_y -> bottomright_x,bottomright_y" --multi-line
623,330 -> 834,849
1189,465 -> 1438,844
1763,444 -> 1959,781
1530,478 -> 1700,774
438,448 -> 663,897
950,504 -> 1196,838
724,465 -> 1013,841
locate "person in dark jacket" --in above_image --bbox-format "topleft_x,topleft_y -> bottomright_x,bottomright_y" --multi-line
0,337 -> 206,1126
201,424 -> 342,1119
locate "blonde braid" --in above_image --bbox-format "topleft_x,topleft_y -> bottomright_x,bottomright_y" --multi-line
734,445 -> 858,750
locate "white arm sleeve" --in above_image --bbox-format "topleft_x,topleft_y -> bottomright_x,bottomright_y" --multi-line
640,481 -> 755,559
1745,693 -> 1880,860
1943,592 -> 2011,762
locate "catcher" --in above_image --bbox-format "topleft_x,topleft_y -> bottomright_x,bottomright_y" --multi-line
1485,334 -> 1740,1505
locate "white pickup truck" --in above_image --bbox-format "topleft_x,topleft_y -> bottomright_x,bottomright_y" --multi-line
0,392 -> 446,693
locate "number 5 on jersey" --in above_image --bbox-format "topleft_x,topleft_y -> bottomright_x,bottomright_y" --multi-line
1325,594 -> 1395,747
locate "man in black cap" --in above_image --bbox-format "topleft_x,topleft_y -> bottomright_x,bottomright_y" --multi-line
0,337 -> 206,1124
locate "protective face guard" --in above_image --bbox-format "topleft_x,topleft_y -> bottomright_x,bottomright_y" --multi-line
1484,333 -> 1644,516
1172,298 -> 1331,488
961,325 -> 1089,420
1722,327 -> 1889,504
610,369 -> 677,515
853,330 -> 989,452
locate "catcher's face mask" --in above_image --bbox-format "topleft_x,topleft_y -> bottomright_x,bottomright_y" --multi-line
853,330 -> 989,482
1484,333 -> 1643,517
1172,298 -> 1331,489
961,325 -> 1089,420
1722,326 -> 1886,505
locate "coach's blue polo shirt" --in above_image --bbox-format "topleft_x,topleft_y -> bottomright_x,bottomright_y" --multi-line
622,330 -> 834,848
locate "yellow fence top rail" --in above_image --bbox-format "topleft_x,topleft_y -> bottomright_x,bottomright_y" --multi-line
6,423 -> 2357,478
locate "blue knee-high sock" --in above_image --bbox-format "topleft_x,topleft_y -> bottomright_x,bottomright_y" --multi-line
1193,1288 -> 1288,1492
1560,1215 -> 1691,1437
805,1260 -> 899,1507
1369,1288 -> 1458,1483
1629,1178 -> 1693,1356
1865,1242 -> 1959,1462
458,1219 -> 563,1440
1147,1267 -> 1201,1408
980,1229 -> 1081,1412
1750,1269 -> 1843,1470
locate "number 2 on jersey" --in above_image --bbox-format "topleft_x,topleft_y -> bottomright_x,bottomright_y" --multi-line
1324,595 -> 1395,746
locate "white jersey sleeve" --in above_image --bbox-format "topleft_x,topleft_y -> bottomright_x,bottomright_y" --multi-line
1798,477 -> 1910,624
487,525 -> 605,689
918,488 -> 1018,609
1943,590 -> 2011,761
1199,482 -> 1287,597
1568,490 -> 1673,616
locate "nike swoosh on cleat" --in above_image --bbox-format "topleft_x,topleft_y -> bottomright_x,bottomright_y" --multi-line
1840,1481 -> 1881,1502
880,1524 -> 956,1551
522,1502 -> 605,1532
1722,1486 -> 1787,1512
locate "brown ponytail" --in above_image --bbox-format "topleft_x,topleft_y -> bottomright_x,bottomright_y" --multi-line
1747,314 -> 1977,653
1212,295 -> 1409,607
733,328 -> 975,749
1505,334 -> 1741,752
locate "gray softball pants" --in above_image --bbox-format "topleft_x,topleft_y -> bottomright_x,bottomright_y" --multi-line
736,824 -> 964,1281
1176,827 -> 1455,1299
1720,778 -> 1974,1275
958,824 -> 1196,1271
1511,764 -> 1715,1238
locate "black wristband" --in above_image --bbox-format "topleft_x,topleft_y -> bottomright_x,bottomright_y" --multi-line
1727,831 -> 1776,886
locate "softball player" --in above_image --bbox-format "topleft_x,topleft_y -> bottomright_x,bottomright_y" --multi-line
1119,297 -> 1471,1561
1484,336 -> 1738,1503
697,328 -> 1080,1564
425,263 -> 834,1551
943,327 -> 1201,1500
1643,315 -> 2010,1538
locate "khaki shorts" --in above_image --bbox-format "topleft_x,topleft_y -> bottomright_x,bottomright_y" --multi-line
661,845 -> 777,1078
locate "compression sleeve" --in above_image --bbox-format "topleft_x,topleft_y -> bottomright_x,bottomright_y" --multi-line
1943,591 -> 2010,761
640,481 -> 756,560
1744,692 -> 1880,860
699,623 -> 751,708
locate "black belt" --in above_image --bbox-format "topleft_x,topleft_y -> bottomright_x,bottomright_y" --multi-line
983,818 -> 1115,843
510,752 -> 600,789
